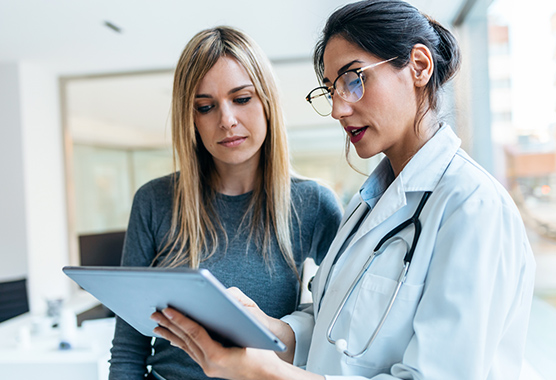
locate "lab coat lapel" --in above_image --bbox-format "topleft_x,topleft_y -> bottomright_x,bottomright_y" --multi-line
315,178 -> 407,321
344,124 -> 462,252
351,178 -> 407,243
313,195 -> 369,314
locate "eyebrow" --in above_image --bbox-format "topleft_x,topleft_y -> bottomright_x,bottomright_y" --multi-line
195,84 -> 254,99
322,60 -> 364,84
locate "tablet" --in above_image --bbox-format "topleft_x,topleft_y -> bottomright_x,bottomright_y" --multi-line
62,266 -> 286,351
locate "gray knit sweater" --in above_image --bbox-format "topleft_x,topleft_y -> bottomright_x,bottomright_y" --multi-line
108,174 -> 342,380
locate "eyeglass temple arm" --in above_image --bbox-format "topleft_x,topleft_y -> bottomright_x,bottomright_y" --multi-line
306,86 -> 331,102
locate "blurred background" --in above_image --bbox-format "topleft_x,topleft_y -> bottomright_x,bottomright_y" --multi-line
1,0 -> 556,378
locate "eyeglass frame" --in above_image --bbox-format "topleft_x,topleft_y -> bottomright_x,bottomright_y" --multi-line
305,56 -> 398,116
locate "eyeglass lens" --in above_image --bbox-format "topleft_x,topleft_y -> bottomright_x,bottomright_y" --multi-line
308,88 -> 333,116
308,71 -> 365,116
338,72 -> 364,102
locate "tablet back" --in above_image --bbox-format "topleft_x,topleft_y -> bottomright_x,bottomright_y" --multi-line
63,266 -> 285,351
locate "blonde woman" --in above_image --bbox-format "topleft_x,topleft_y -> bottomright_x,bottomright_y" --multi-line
108,26 -> 342,380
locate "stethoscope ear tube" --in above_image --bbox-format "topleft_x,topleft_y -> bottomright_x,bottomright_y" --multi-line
404,218 -> 421,264
404,191 -> 432,263
326,248 -> 379,348
326,191 -> 432,358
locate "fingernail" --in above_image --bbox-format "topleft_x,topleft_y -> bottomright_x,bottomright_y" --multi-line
162,308 -> 174,320
150,314 -> 160,323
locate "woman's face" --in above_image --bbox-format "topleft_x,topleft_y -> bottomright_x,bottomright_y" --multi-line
194,56 -> 267,174
322,36 -> 419,163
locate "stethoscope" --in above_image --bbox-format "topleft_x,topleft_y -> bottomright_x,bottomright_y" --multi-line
325,191 -> 432,358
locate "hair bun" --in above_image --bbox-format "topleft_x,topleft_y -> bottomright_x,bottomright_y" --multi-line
426,15 -> 461,85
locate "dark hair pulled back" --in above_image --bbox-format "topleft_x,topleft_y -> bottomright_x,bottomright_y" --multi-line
314,0 -> 461,114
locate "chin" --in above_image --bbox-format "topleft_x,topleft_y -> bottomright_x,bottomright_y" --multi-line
353,147 -> 376,160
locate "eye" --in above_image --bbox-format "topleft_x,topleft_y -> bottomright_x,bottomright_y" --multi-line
359,71 -> 367,83
347,77 -> 362,90
235,97 -> 251,105
196,104 -> 213,114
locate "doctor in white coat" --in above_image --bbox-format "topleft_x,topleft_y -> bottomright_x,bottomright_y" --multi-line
151,1 -> 536,379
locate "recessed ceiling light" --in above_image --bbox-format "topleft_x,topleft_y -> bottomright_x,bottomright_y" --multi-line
103,21 -> 123,34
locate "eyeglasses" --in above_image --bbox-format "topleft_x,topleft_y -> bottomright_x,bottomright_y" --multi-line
305,57 -> 397,116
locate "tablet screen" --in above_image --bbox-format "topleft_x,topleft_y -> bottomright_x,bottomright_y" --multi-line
63,266 -> 286,351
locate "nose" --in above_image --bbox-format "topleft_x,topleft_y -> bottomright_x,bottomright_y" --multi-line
220,102 -> 238,129
330,95 -> 353,120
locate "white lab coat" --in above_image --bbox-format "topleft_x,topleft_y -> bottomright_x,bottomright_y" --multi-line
282,125 -> 536,380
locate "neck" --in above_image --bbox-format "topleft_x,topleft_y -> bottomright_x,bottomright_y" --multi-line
213,161 -> 260,196
388,116 -> 439,177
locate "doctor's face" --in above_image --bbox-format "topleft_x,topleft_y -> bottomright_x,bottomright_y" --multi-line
322,37 -> 419,163
194,56 -> 267,174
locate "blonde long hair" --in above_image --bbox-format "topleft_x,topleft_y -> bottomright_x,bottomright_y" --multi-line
153,26 -> 295,275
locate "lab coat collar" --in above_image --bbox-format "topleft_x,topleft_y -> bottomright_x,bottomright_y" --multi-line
359,124 -> 461,206
398,124 -> 461,192
353,124 -> 460,235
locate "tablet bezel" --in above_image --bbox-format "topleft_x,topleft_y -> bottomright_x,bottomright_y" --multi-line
63,266 -> 286,351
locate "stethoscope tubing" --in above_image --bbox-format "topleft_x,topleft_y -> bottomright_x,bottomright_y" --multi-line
326,239 -> 409,358
354,262 -> 409,358
325,191 -> 432,358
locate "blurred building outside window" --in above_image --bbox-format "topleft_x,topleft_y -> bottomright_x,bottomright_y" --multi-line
488,0 -> 556,309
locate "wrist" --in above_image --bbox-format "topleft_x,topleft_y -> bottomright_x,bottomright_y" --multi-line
255,355 -> 325,380
269,318 -> 295,363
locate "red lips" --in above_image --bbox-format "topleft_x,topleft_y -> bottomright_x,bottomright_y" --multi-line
344,126 -> 368,144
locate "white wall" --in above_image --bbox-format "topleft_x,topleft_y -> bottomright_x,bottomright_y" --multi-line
0,63 -> 29,282
0,62 -> 71,314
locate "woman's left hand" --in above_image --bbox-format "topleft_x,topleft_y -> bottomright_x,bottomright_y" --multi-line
151,307 -> 284,380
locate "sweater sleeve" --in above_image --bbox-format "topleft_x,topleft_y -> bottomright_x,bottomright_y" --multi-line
283,182 -> 341,367
308,183 -> 343,265
108,183 -> 158,379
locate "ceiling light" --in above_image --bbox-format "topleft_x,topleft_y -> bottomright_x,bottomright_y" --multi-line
103,21 -> 122,34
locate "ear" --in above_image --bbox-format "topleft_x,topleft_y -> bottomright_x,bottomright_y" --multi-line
410,44 -> 433,87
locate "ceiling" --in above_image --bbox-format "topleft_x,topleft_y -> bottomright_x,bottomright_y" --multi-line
0,0 -> 467,148
0,0 -> 466,76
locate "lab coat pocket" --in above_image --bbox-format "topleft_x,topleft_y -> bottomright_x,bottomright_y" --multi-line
346,273 -> 424,370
